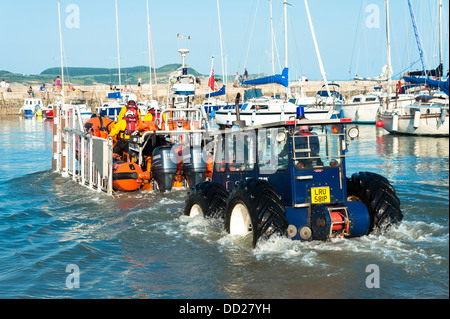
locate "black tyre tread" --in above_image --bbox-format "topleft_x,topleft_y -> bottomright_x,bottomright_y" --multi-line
351,172 -> 398,202
347,171 -> 403,233
226,178 -> 289,247
184,181 -> 228,219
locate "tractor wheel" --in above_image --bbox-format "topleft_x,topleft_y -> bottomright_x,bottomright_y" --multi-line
184,181 -> 228,219
225,178 -> 289,247
347,171 -> 403,234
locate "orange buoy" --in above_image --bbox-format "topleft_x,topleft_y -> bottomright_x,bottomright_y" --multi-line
113,161 -> 149,192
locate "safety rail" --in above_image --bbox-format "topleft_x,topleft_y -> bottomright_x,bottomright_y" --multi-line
52,103 -> 114,194
158,107 -> 207,144
159,107 -> 205,128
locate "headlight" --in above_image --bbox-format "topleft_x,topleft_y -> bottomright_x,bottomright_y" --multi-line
347,126 -> 359,139
276,131 -> 286,143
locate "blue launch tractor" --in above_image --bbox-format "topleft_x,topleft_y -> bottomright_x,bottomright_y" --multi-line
184,109 -> 402,247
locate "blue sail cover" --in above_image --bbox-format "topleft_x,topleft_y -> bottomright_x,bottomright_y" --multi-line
403,76 -> 449,95
403,76 -> 426,84
426,78 -> 449,96
205,85 -> 226,98
243,68 -> 289,88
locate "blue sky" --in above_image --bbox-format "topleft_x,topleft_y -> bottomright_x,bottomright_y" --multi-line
0,0 -> 448,81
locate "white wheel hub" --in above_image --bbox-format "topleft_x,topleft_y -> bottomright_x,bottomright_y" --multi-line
229,203 -> 252,236
190,204 -> 203,218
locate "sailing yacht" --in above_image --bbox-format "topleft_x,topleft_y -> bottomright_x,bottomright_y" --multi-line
377,0 -> 449,136
337,92 -> 415,124
216,0 -> 339,127
336,0 -> 417,123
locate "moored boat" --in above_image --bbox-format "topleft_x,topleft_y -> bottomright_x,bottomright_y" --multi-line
336,92 -> 415,124
18,98 -> 44,116
377,89 -> 449,136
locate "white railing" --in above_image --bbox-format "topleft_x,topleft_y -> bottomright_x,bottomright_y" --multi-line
52,103 -> 114,194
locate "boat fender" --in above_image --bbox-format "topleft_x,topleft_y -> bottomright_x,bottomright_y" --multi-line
440,108 -> 447,123
392,114 -> 399,132
413,110 -> 421,129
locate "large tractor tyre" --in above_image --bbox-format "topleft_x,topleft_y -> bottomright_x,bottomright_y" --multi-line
184,181 -> 228,219
225,178 -> 289,248
347,171 -> 403,234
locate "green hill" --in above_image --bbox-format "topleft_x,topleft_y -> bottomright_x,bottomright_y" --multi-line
1,64 -> 205,86
0,70 -> 55,86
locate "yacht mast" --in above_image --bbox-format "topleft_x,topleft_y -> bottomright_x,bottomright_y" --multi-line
438,0 -> 443,79
57,0 -> 65,102
270,0 -> 275,96
115,0 -> 122,89
304,0 -> 330,96
407,0 -> 430,79
385,0 -> 392,94
283,0 -> 288,69
216,0 -> 226,86
146,0 -> 153,98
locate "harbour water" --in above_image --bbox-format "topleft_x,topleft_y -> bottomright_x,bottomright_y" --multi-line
0,116 -> 448,299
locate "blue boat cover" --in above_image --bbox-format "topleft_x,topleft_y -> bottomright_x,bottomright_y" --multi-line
403,76 -> 426,84
108,92 -> 121,99
243,68 -> 289,88
404,77 -> 449,96
426,78 -> 449,96
205,85 -> 226,98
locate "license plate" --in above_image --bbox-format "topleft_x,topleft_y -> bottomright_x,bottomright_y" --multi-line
311,186 -> 330,204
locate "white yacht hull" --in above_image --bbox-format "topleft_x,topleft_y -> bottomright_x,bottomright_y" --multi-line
215,107 -> 336,126
379,105 -> 449,136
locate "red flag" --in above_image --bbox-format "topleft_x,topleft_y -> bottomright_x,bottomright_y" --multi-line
208,60 -> 215,91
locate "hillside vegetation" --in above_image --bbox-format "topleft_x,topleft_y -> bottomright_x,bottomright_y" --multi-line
1,64 -> 204,86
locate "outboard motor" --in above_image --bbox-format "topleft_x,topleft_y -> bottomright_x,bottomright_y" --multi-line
181,146 -> 207,188
151,146 -> 178,192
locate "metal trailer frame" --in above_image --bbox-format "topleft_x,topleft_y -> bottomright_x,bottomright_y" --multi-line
52,102 -> 114,194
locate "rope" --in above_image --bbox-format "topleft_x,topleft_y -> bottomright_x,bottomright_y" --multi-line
243,0 -> 261,70
391,58 -> 421,78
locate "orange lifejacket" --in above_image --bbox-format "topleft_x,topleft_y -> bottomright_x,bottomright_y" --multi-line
141,121 -> 158,131
123,104 -> 139,136
84,116 -> 115,139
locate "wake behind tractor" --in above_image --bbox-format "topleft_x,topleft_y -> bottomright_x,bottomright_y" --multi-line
184,109 -> 403,247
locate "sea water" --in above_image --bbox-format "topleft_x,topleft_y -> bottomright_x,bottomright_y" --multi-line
0,116 -> 448,299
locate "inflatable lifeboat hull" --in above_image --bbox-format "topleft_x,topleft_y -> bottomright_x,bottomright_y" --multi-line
113,161 -> 150,192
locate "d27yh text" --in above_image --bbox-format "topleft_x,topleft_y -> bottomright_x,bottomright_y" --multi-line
179,303 -> 271,316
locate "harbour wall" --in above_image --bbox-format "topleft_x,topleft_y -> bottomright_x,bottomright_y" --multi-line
0,80 -> 381,115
